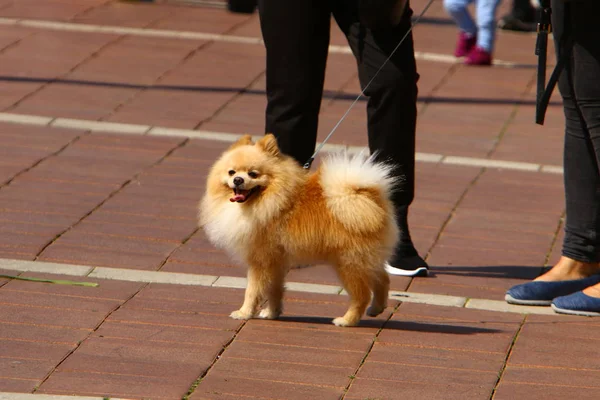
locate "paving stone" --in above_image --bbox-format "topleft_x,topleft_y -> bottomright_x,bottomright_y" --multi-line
160,260 -> 246,277
193,373 -> 343,400
37,369 -> 191,400
136,283 -> 244,304
84,210 -> 199,233
0,339 -> 76,362
122,295 -> 235,316
38,244 -> 169,271
89,267 -> 217,286
236,321 -> 376,352
0,321 -> 90,345
366,341 -> 508,372
0,259 -> 93,276
0,358 -> 57,380
107,307 -> 242,331
2,272 -> 144,300
72,220 -> 191,242
508,332 -> 600,370
58,336 -> 217,378
53,232 -> 180,255
93,320 -> 234,347
209,357 -> 351,389
0,289 -> 122,313
344,377 -> 493,400
358,359 -> 500,387
224,340 -> 365,369
0,377 -> 38,393
501,365 -> 600,390
0,302 -> 110,330
493,382 -> 597,400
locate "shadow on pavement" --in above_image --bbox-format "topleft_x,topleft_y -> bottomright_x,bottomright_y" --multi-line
0,75 -> 561,107
428,265 -> 548,280
275,316 -> 504,333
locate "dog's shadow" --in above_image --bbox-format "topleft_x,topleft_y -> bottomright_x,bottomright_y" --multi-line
275,316 -> 503,334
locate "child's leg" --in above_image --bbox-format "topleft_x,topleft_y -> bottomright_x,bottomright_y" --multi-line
444,0 -> 477,36
476,0 -> 502,52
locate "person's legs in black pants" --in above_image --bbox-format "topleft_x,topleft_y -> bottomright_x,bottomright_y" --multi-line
257,0 -> 331,164
258,0 -> 427,276
333,1 -> 427,276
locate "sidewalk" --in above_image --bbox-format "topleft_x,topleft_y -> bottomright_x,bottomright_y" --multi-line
0,1 -> 597,399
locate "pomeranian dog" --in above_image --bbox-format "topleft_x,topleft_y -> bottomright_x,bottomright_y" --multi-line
199,134 -> 398,327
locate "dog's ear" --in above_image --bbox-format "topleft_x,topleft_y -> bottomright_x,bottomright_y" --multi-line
228,134 -> 253,150
256,134 -> 280,157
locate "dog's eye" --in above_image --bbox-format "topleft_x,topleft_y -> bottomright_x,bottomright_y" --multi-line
248,171 -> 259,178
228,170 -> 235,176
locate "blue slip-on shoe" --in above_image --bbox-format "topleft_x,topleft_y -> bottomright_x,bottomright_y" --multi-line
505,274 -> 600,306
552,291 -> 600,316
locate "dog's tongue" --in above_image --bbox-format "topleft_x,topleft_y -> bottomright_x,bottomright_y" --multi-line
230,193 -> 246,203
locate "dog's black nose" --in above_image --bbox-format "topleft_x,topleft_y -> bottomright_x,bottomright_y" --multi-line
233,176 -> 244,186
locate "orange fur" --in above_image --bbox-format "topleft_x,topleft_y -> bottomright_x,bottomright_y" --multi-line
199,134 -> 398,327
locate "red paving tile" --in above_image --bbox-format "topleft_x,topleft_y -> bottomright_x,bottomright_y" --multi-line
223,340 -> 365,369
193,373 -> 343,400
38,369 -> 190,399
73,1 -> 174,28
209,357 -> 351,389
494,382 -> 598,400
344,377 -> 493,400
236,321 -> 376,352
0,378 -> 38,394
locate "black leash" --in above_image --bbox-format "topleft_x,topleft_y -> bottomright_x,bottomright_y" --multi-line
303,0 -> 435,169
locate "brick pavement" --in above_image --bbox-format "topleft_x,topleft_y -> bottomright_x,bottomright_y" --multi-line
0,1 -> 598,399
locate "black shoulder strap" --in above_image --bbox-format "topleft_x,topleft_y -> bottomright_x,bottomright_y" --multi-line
535,0 -> 573,125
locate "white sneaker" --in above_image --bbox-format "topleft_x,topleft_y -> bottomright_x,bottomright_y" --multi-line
385,263 -> 428,277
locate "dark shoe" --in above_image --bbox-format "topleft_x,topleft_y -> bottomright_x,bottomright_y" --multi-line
454,32 -> 477,58
385,254 -> 428,277
465,46 -> 492,66
505,275 -> 600,306
227,0 -> 256,14
497,14 -> 536,32
552,291 -> 600,316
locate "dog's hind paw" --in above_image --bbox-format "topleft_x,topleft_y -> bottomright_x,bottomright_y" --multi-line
230,309 -> 253,320
258,308 -> 281,320
366,305 -> 385,317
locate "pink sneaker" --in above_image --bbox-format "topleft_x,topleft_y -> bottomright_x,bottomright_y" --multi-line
465,46 -> 492,66
454,32 -> 477,57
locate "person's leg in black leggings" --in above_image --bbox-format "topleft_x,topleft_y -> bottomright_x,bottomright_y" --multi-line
257,0 -> 331,164
333,1 -> 427,275
561,7 -> 600,264
525,0 -> 600,283
504,0 -> 600,308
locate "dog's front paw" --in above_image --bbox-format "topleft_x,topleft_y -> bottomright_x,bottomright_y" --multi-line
230,309 -> 254,320
258,308 -> 281,320
332,316 -> 359,327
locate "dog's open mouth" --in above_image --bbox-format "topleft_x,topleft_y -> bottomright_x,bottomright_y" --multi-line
230,187 -> 259,203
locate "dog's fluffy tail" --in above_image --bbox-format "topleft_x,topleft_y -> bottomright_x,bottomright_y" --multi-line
320,151 -> 397,233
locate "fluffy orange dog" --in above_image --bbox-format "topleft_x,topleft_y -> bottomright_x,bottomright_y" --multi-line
199,134 -> 398,327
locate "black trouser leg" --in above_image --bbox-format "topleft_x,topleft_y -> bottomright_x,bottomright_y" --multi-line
553,0 -> 600,262
511,0 -> 535,20
257,0 -> 331,165
333,2 -> 425,264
